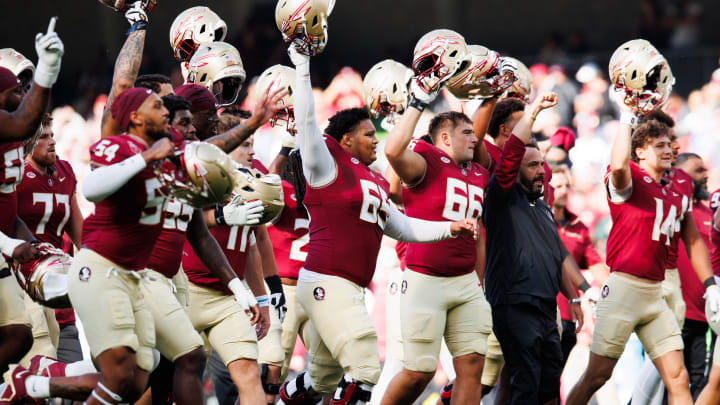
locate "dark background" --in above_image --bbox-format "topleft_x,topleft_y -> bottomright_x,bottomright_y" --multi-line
2,0 -> 719,114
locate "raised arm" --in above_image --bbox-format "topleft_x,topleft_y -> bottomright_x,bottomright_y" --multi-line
608,101 -> 636,194
384,106 -> 427,186
288,45 -> 335,187
472,97 -> 498,170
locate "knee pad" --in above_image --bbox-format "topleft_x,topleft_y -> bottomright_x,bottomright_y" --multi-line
261,363 -> 281,395
330,375 -> 373,405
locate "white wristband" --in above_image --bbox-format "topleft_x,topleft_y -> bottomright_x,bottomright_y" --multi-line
255,294 -> 270,307
34,61 -> 61,89
0,232 -> 24,257
619,112 -> 638,127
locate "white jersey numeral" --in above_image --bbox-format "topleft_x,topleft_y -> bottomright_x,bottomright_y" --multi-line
1,147 -> 23,194
139,178 -> 165,225
32,192 -> 71,236
652,197 -> 678,246
360,179 -> 389,229
93,139 -> 120,163
289,218 -> 310,262
162,199 -> 194,232
442,177 -> 484,221
227,225 -> 251,252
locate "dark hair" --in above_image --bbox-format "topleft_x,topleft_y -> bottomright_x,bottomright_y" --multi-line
217,113 -> 244,134
135,74 -> 172,94
639,109 -> 675,128
676,152 -> 702,167
487,98 -> 526,138
286,149 -> 308,216
161,95 -> 191,122
324,107 -> 370,142
630,120 -> 672,163
427,111 -> 472,143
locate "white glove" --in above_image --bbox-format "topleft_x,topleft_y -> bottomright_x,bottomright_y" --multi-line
228,278 -> 256,311
125,1 -> 148,26
705,284 -> 720,323
410,79 -> 440,106
223,197 -> 264,226
288,44 -> 310,68
34,17 -> 64,88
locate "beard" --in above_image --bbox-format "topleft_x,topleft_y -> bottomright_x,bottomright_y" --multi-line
519,172 -> 545,201
694,178 -> 710,201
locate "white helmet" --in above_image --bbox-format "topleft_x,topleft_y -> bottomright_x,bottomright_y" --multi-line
254,65 -> 297,134
233,168 -> 285,224
446,45 -> 515,100
363,59 -> 412,129
170,6 -> 227,62
12,243 -> 72,309
0,48 -> 35,91
187,42 -> 246,107
412,29 -> 469,94
275,0 -> 331,56
502,57 -> 532,101
608,39 -> 674,115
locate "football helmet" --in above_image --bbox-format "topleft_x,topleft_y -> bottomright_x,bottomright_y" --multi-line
446,45 -> 515,100
362,59 -> 412,129
97,0 -> 158,12
412,29 -> 469,94
12,243 -> 72,309
502,57 -> 532,101
0,48 -> 35,92
254,65 -> 297,134
187,42 -> 246,107
155,141 -> 236,208
233,168 -> 284,224
275,0 -> 331,56
170,6 -> 227,62
608,39 -> 674,115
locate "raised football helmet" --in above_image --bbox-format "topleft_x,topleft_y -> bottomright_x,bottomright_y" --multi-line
255,65 -> 296,134
97,0 -> 158,12
0,48 -> 35,92
155,141 -> 236,208
363,59 -> 412,129
446,45 -> 516,100
608,39 -> 674,115
170,6 -> 227,62
12,243 -> 72,309
187,42 -> 246,107
502,57 -> 532,101
233,168 -> 284,224
412,29 -> 469,94
275,0 -> 331,56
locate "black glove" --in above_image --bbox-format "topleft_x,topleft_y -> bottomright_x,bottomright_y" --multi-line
265,275 -> 287,322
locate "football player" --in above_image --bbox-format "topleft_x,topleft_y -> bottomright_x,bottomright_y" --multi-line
136,74 -> 174,97
565,99 -> 719,405
277,43 -> 476,405
161,94 -> 196,140
380,86 -> 491,404
0,18 -> 63,379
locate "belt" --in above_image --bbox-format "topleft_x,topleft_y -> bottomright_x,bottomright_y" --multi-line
0,267 -> 11,279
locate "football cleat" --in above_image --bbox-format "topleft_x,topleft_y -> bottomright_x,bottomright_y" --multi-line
278,373 -> 322,405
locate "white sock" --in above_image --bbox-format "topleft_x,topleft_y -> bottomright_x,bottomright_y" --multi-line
25,376 -> 50,398
303,372 -> 312,390
66,359 -> 97,376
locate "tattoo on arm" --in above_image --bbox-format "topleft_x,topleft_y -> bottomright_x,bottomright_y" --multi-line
206,121 -> 256,153
102,30 -> 147,127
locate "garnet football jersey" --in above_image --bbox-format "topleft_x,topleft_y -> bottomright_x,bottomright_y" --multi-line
664,168 -> 694,269
146,198 -> 195,278
303,136 -> 391,288
678,201 -> 713,322
82,134 -> 167,270
267,181 -> 308,279
0,141 -> 23,235
555,209 -> 603,321
605,162 -> 682,280
182,213 -> 255,295
17,160 -> 77,248
402,140 -> 489,277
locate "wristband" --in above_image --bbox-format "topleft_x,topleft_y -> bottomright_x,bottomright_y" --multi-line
227,278 -> 247,300
279,146 -> 292,157
264,274 -> 283,294
569,298 -> 581,304
619,112 -> 638,127
256,294 -> 270,307
578,281 -> 591,293
214,205 -> 226,226
408,96 -> 426,112
126,21 -> 148,36
705,277 -> 717,288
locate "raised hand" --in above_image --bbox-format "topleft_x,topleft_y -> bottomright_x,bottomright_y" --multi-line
125,1 -> 148,26
248,84 -> 290,129
34,17 -> 64,88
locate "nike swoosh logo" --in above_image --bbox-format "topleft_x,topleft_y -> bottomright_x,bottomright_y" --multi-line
59,177 -> 66,182
677,179 -> 686,183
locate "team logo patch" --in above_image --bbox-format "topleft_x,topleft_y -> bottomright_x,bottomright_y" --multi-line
47,178 -> 53,186
601,285 -> 609,298
388,282 -> 398,295
129,143 -> 141,154
461,169 -> 467,176
643,176 -> 652,183
313,287 -> 326,301
441,157 -> 451,164
662,189 -> 667,195
78,267 -> 92,282
26,172 -> 36,179
290,193 -> 297,201
351,157 -> 360,165
401,280 -> 408,294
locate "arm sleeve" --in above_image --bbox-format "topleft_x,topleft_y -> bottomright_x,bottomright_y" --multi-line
82,154 -> 147,202
294,61 -> 336,188
494,134 -> 526,192
383,202 -> 455,243
0,230 -> 24,257
606,175 -> 633,203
